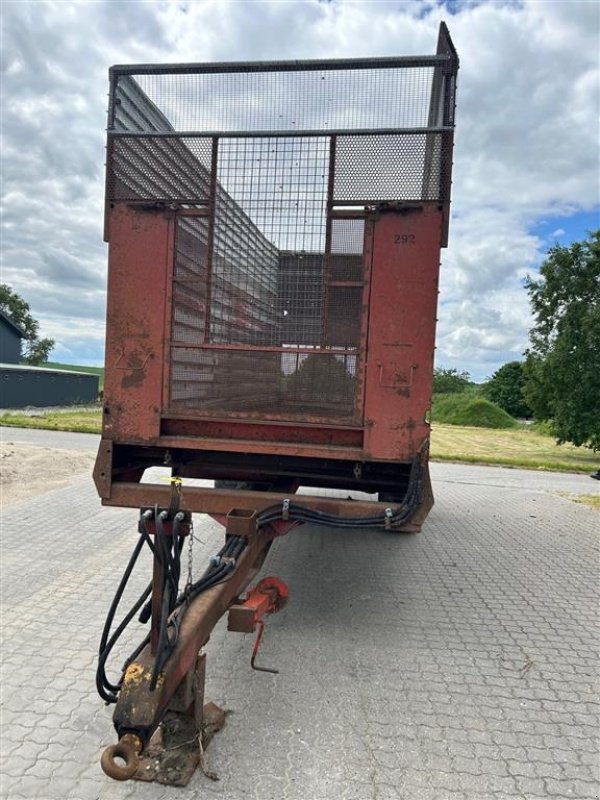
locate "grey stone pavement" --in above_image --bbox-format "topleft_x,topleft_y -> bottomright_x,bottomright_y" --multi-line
1,427 -> 598,800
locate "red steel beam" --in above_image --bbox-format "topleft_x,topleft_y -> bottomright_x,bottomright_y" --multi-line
103,481 -> 399,519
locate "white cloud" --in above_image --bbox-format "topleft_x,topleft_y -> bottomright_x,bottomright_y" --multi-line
1,0 -> 598,382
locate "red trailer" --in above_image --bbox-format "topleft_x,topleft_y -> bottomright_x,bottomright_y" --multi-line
97,23 -> 458,784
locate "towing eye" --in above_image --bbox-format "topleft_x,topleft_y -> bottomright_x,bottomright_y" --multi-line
100,733 -> 143,781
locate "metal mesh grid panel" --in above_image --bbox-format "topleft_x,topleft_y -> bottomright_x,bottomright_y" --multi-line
331,219 -> 365,254
171,218 -> 210,345
108,36 -> 457,207
216,137 -> 329,252
170,347 -> 357,420
211,137 -> 329,348
333,133 -> 449,202
210,189 -> 280,347
108,75 -> 214,202
170,348 -> 281,409
174,217 -> 210,279
324,288 -> 363,348
277,253 -> 323,347
127,65 -> 439,134
109,136 -> 213,202
330,219 -> 365,282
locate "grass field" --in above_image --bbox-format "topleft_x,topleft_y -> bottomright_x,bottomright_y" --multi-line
0,409 -> 598,475
0,409 -> 102,434
430,423 -> 598,473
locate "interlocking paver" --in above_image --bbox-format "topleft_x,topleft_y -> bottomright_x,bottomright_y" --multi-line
1,428 -> 598,799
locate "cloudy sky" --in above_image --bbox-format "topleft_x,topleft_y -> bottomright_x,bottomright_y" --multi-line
1,0 -> 598,381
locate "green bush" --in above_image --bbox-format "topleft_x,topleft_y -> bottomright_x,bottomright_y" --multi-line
462,383 -> 485,398
482,361 -> 532,418
530,418 -> 556,437
432,393 -> 519,429
433,367 -> 472,394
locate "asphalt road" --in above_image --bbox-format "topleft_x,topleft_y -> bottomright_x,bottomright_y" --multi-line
1,427 -> 598,800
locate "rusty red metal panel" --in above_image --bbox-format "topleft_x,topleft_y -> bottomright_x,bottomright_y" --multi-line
362,207 -> 443,460
354,216 -> 374,421
103,204 -> 173,442
160,418 -> 364,448
158,435 -> 364,461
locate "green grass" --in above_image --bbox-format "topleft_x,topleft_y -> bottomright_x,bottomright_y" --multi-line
432,393 -> 518,429
563,494 -> 600,510
0,409 -> 102,434
1,406 -> 598,474
45,362 -> 104,390
430,423 -> 598,473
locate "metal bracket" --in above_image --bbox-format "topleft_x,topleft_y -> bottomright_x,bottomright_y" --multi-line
138,507 -> 192,537
227,577 -> 289,673
225,508 -> 258,538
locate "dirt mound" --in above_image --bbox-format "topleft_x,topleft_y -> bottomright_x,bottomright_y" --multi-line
1,443 -> 95,506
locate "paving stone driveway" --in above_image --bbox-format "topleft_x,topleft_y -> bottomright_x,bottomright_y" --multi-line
1,428 -> 598,800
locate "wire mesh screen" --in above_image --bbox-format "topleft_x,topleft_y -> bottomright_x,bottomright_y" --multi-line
213,137 -> 329,348
108,43 -> 457,422
172,218 -> 209,345
127,64 -> 442,133
171,347 -> 357,419
109,136 -> 213,202
333,133 -> 451,202
330,219 -> 365,282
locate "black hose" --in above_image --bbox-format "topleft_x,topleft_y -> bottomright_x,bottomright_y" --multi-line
148,534 -> 247,689
96,512 -> 189,704
256,458 -> 422,530
96,531 -> 150,703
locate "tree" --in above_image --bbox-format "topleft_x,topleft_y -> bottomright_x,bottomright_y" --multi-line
523,230 -> 600,451
0,284 -> 55,365
482,361 -> 532,419
433,367 -> 472,394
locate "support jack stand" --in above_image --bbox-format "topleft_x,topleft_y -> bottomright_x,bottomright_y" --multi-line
102,654 -> 226,787
132,654 -> 225,787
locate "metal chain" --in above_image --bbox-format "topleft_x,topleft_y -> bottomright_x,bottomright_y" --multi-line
186,520 -> 194,595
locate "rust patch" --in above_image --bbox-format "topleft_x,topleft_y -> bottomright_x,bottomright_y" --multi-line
122,370 -> 145,390
122,663 -> 164,691
116,348 -> 153,390
122,663 -> 145,686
